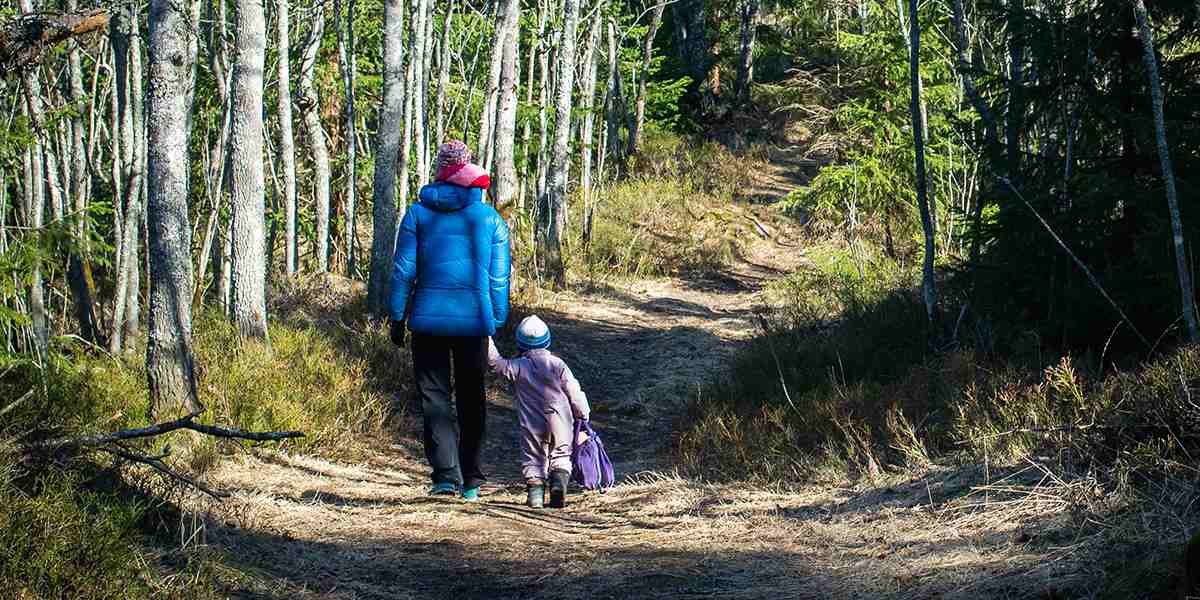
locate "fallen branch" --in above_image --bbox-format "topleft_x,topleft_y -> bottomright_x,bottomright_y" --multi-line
31,414 -> 304,450
0,9 -> 108,79
99,445 -> 231,499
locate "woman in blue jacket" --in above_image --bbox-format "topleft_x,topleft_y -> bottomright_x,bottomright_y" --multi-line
389,141 -> 511,500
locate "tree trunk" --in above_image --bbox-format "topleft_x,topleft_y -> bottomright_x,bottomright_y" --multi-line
229,0 -> 269,339
492,0 -> 520,209
367,0 -> 405,317
603,18 -> 625,176
277,0 -> 298,276
579,0 -> 602,240
1005,0 -> 1024,175
534,1 -> 550,204
398,0 -> 416,208
434,0 -> 454,147
1133,0 -> 1197,342
16,0 -> 47,357
63,6 -> 101,344
672,0 -> 712,112
146,0 -> 203,416
541,0 -> 577,287
109,8 -> 143,354
478,0 -> 505,171
733,0 -> 758,106
335,0 -> 358,276
125,11 -> 146,351
414,0 -> 432,185
908,0 -> 937,327
628,0 -> 664,155
297,2 -> 331,273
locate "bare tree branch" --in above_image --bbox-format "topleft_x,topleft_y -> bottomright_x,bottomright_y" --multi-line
99,445 -> 231,499
31,415 -> 304,450
0,9 -> 109,79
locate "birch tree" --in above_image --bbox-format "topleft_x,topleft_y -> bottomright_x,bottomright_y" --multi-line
478,0 -> 505,170
542,0 -> 578,286
297,2 -> 331,273
229,0 -> 269,338
908,0 -> 937,326
1133,0 -> 1197,342
18,0 -> 48,358
628,0 -> 664,155
578,0 -> 603,239
368,0 -> 405,317
492,0 -> 521,208
733,0 -> 758,106
277,0 -> 298,276
335,0 -> 358,274
146,0 -> 203,415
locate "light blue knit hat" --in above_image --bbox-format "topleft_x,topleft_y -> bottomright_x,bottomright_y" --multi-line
516,315 -> 551,352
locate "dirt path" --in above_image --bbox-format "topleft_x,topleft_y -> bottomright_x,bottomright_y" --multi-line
201,207 -> 1089,599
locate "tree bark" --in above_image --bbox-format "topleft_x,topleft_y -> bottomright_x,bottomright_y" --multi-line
398,0 -> 416,208
478,0 -> 505,171
335,0 -> 358,275
492,0 -> 520,209
415,0 -> 432,184
1133,0 -> 1197,342
908,0 -> 937,327
125,11 -> 145,350
535,1 -> 550,203
733,0 -> 758,106
628,0 -> 664,155
0,8 -> 109,78
541,0 -> 577,287
109,8 -> 143,354
16,2 -> 47,357
146,0 -> 203,416
367,0 -> 405,317
579,0 -> 602,240
228,0 -> 269,338
603,18 -> 626,176
434,0 -> 454,147
277,0 -> 298,276
297,1 -> 331,273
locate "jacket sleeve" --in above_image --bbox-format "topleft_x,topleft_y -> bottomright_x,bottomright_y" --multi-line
487,338 -> 519,381
388,209 -> 419,322
560,363 -> 590,421
489,216 -> 511,328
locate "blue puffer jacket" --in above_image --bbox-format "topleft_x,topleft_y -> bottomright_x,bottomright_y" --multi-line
388,182 -> 511,337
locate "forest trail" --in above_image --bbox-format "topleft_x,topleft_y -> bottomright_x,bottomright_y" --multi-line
200,194 -> 1081,599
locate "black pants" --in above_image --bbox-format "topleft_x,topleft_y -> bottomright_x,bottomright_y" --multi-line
412,334 -> 487,489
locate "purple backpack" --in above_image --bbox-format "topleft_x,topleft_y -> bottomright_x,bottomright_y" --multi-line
571,419 -> 615,491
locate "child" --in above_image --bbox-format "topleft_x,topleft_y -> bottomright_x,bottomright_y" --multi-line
488,315 -> 590,508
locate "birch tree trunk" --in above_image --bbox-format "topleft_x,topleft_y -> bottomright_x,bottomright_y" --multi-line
335,0 -> 359,275
297,2 -> 331,273
64,4 -> 101,343
146,0 -> 203,415
733,0 -> 758,106
492,0 -> 520,209
628,1 -> 664,154
18,0 -> 47,357
541,0 -> 577,287
276,0 -> 298,276
398,0 -> 417,208
368,0 -> 405,317
412,0 -> 429,183
579,0 -> 602,240
535,2 -> 550,204
125,12 -> 145,350
229,0 -> 269,339
1133,0 -> 1197,342
603,18 -> 626,175
109,9 -> 144,354
908,0 -> 937,327
435,0 -> 454,147
478,0 -> 505,170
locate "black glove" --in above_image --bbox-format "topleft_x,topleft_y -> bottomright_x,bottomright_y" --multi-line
390,319 -> 407,347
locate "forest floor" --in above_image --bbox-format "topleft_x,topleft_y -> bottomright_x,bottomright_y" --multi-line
194,160 -> 1101,599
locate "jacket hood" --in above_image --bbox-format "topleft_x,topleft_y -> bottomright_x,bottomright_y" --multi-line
419,182 -> 483,213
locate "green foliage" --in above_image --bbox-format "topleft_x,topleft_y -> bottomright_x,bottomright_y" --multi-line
0,467 -> 155,600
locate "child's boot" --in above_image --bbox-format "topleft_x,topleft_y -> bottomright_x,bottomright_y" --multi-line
548,469 -> 570,508
526,479 -> 544,509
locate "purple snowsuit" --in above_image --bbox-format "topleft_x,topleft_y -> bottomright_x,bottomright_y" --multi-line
487,339 -> 590,482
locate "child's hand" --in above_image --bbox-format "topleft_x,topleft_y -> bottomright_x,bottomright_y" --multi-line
575,428 -> 590,446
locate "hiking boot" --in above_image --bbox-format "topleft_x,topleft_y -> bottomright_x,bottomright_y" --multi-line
461,486 -> 481,502
429,482 -> 457,496
526,483 -> 544,508
548,469 -> 569,509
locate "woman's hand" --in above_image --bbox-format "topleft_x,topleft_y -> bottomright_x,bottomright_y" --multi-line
390,319 -> 407,347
